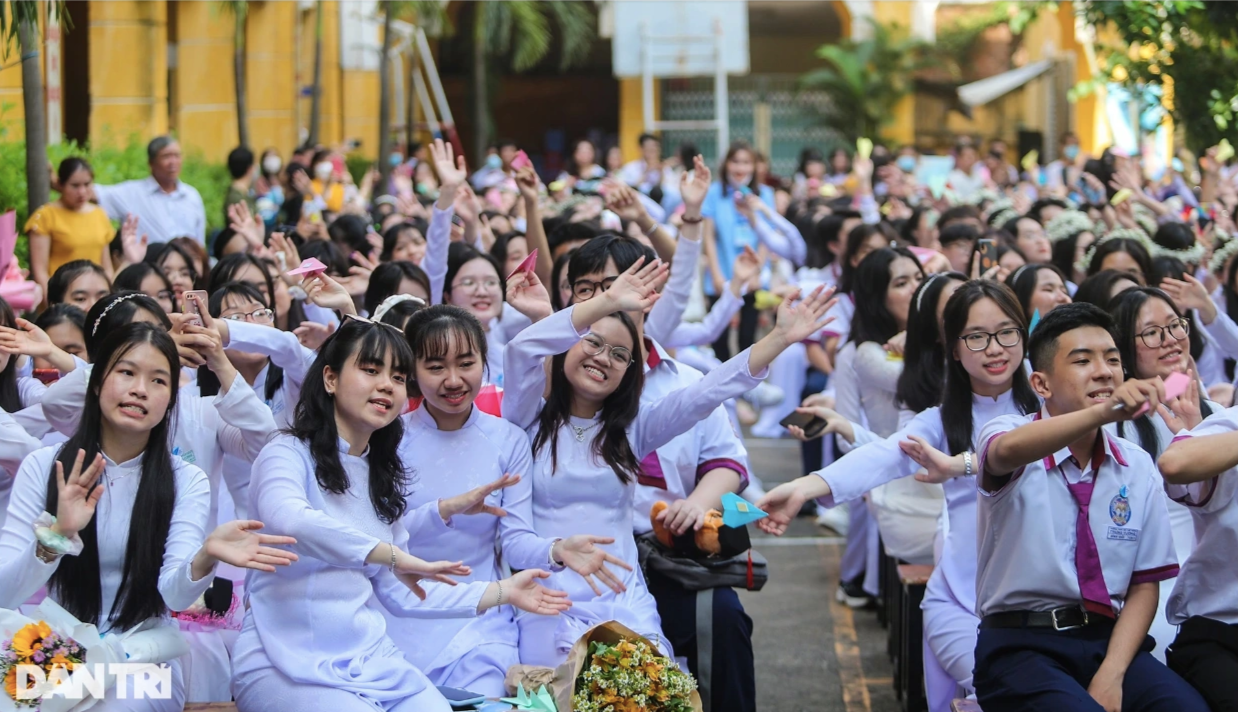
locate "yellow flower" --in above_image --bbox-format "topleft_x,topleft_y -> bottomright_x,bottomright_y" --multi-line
5,666 -> 17,700
11,623 -> 43,657
34,622 -> 51,639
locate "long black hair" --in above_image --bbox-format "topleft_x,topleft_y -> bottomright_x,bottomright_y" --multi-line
365,261 -> 431,316
195,282 -> 285,402
288,318 -> 414,523
940,281 -> 1040,455
147,241 -> 202,290
1050,229 -> 1092,283
533,311 -> 645,484
0,297 -> 21,412
403,305 -> 488,397
83,292 -> 172,362
444,242 -> 505,304
1108,287 -> 1213,457
44,323 -> 181,631
848,247 -> 923,346
837,224 -> 893,295
1149,256 -> 1206,362
207,253 -> 276,300
1087,237 -> 1152,283
381,221 -> 428,262
1074,269 -> 1138,309
897,271 -> 966,413
47,260 -> 110,306
113,262 -> 175,305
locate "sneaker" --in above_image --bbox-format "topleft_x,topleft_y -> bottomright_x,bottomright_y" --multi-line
835,578 -> 871,608
815,504 -> 849,536
742,381 -> 785,408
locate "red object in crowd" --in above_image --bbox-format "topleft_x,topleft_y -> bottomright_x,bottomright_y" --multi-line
400,385 -> 503,417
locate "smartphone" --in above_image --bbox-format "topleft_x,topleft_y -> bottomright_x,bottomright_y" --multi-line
31,368 -> 60,386
977,238 -> 998,273
435,686 -> 486,709
779,410 -> 828,439
184,289 -> 210,327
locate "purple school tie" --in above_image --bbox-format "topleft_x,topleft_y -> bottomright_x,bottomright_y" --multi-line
1065,479 -> 1116,619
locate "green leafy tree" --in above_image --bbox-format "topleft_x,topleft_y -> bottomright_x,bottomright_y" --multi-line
467,1 -> 594,160
800,19 -> 932,141
218,1 -> 249,149
1,1 -> 68,216
1078,1 -> 1238,152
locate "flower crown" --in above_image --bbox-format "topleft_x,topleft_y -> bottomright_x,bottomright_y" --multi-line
1075,227 -> 1156,276
1209,230 -> 1238,275
1045,210 -> 1100,243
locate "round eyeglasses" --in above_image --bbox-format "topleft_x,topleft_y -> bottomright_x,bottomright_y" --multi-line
959,328 -> 1023,352
1137,318 -> 1189,349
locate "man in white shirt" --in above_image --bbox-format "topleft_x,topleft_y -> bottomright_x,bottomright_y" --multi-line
974,303 -> 1207,712
95,136 -> 207,245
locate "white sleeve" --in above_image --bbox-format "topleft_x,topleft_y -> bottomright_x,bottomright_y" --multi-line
494,432 -> 558,570
39,364 -> 91,436
158,465 -> 216,611
854,342 -> 902,396
424,206 -> 453,305
301,302 -> 340,329
630,347 -> 767,459
662,286 -> 744,349
211,373 -> 278,463
645,235 -> 701,344
14,377 -> 52,439
371,517 -> 488,619
1202,309 -> 1238,357
816,409 -> 945,506
754,210 -> 807,266
0,409 -> 45,475
93,183 -> 124,221
249,438 -> 383,568
226,320 -> 313,388
0,448 -> 61,608
501,307 -> 586,430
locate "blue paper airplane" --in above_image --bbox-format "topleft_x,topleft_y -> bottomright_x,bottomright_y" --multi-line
722,492 -> 768,528
1029,308 -> 1041,334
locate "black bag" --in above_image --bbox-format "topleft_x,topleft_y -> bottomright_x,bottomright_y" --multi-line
636,532 -> 768,592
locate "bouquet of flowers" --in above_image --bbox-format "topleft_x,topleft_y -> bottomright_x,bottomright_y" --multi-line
1,622 -> 86,708
572,638 -> 697,712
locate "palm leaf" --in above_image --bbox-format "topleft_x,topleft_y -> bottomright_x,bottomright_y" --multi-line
506,1 -> 551,72
544,0 -> 594,71
0,1 -> 68,59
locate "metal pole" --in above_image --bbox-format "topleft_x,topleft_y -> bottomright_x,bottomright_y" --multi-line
642,21 -> 654,134
714,19 -> 729,156
414,70 -> 441,137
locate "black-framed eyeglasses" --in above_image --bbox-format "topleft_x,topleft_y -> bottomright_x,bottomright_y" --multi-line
1138,318 -> 1189,348
223,308 -> 276,323
342,312 -> 405,334
572,276 -> 617,301
581,334 -> 634,366
959,328 -> 1023,352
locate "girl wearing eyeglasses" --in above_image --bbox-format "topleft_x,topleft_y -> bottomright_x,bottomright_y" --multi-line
1108,286 -> 1219,663
444,243 -> 509,387
759,280 -> 1040,712
502,257 -> 836,667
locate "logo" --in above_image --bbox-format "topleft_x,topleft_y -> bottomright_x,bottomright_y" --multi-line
1109,485 -> 1131,527
171,446 -> 196,465
14,663 -> 174,701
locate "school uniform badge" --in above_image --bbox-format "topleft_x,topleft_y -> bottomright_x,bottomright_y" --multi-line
1109,485 -> 1131,527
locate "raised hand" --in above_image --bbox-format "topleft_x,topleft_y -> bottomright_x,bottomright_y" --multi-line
52,450 -> 106,539
552,535 -> 633,595
120,214 -> 148,266
228,201 -> 265,251
268,232 -> 302,275
505,270 -> 553,323
515,165 -> 540,202
602,256 -> 669,312
202,520 -> 298,573
730,245 -> 763,297
294,321 -> 336,350
394,552 -> 472,600
0,317 -> 54,358
771,285 -> 837,346
438,474 -> 521,521
304,273 -> 358,315
900,435 -> 967,484
431,138 -> 468,207
500,569 -> 573,615
604,182 -> 650,224
1160,274 -> 1217,322
679,155 -> 711,215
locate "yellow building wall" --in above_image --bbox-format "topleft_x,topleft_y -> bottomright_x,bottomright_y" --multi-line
246,2 -> 299,156
873,1 -> 915,147
618,77 -> 658,163
89,1 -> 168,145
171,2 -> 237,157
0,14 -> 32,132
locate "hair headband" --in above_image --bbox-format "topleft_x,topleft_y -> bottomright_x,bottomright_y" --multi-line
91,293 -> 143,337
372,293 -> 427,322
914,273 -> 943,315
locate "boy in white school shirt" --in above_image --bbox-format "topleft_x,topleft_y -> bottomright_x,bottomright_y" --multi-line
973,303 -> 1208,712
1156,405 -> 1238,711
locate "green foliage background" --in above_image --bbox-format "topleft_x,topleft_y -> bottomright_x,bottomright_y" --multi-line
0,119 -> 230,268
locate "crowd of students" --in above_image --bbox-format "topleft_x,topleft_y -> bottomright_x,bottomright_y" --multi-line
0,128 -> 1236,712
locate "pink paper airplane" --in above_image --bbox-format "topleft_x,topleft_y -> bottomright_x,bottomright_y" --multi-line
287,257 -> 328,277
1120,370 -> 1191,417
507,248 -> 538,280
511,150 -> 532,170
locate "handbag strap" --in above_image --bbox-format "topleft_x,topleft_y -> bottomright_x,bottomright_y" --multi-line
696,588 -> 713,712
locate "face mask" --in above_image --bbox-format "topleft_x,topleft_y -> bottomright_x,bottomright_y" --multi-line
896,156 -> 916,173
389,153 -> 403,167
314,162 -> 332,181
485,154 -> 502,170
262,156 -> 282,174
1063,145 -> 1080,160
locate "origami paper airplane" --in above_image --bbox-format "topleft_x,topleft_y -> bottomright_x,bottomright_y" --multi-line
1029,309 -> 1041,334
511,150 -> 533,171
508,248 -> 539,280
1119,370 -> 1190,417
287,257 -> 328,277
722,492 -> 768,528
856,137 -> 873,161
499,683 -> 557,711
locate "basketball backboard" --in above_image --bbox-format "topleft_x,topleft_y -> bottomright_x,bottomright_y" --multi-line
611,1 -> 750,78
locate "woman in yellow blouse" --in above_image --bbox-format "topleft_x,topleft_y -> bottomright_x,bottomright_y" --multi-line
26,157 -> 116,299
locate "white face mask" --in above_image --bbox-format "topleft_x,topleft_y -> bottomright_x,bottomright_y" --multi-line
314,162 -> 333,180
262,156 -> 282,174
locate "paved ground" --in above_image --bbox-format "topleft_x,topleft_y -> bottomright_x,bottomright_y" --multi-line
739,435 -> 901,712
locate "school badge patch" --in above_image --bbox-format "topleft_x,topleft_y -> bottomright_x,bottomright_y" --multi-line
1109,485 -> 1131,527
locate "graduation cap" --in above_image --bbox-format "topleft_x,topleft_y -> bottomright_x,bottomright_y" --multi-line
507,247 -> 539,280
722,492 -> 767,529
286,257 -> 328,277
